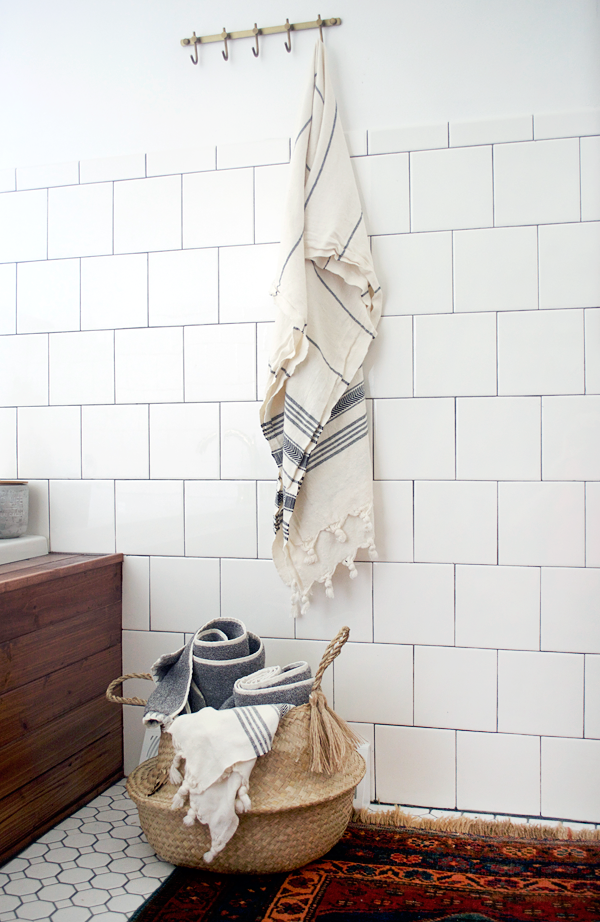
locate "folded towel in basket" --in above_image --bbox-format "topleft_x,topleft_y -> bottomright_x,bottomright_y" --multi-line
169,703 -> 292,862
144,618 -> 265,727
220,661 -> 313,709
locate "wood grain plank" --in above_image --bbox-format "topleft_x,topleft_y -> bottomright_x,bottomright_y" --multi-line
0,733 -> 123,866
0,645 -> 122,747
0,563 -> 122,643
0,696 -> 122,801
0,603 -> 121,694
0,553 -> 123,595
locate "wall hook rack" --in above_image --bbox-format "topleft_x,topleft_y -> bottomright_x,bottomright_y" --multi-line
180,15 -> 341,63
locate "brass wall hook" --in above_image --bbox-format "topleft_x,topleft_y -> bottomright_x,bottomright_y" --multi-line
251,23 -> 260,57
221,27 -> 229,60
189,32 -> 199,64
317,14 -> 324,41
284,18 -> 292,52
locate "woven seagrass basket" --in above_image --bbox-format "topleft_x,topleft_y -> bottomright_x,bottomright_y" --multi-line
107,627 -> 365,874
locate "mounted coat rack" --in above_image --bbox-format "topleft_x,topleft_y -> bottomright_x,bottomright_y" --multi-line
181,15 -> 341,64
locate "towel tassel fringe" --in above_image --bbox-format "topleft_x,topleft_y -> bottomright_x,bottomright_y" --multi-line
343,556 -> 358,578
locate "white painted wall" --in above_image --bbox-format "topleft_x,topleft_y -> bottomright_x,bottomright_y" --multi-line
1,0 -> 599,169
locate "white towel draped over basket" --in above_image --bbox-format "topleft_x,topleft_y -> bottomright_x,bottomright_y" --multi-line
260,39 -> 382,614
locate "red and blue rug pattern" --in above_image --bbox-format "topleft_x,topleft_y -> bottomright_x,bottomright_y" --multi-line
131,822 -> 600,921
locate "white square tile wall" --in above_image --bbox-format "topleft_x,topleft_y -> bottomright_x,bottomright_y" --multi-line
2,115 -> 599,825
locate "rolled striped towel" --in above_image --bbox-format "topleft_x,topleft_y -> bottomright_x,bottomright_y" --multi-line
222,661 -> 313,709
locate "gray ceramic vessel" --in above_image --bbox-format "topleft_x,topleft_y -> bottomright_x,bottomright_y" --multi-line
0,481 -> 29,539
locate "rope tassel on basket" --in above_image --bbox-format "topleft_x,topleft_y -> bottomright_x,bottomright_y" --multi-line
308,626 -> 361,774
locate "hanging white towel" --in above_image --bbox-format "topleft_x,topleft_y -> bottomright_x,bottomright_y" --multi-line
260,40 -> 382,614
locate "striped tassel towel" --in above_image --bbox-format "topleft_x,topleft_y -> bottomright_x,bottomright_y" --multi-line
227,661 -> 313,709
260,40 -> 382,615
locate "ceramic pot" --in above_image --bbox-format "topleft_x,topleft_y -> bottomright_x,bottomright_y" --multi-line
0,481 -> 29,539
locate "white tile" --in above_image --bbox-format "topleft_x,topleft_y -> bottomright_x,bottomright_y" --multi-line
345,131 -> 367,157
150,403 -> 219,480
534,109 -> 600,140
457,731 -> 540,816
586,309 -> 600,394
0,333 -> 48,407
116,480 -> 184,556
48,183 -> 113,259
540,222 -> 600,310
17,161 -> 79,190
457,397 -> 541,480
499,481 -> 585,567
455,564 -> 540,651
542,396 -> 600,480
184,323 -> 255,402
541,567 -> 600,653
115,327 -> 183,404
374,562 -> 454,646
581,136 -> 600,221
348,720 -> 375,801
49,480 -> 116,554
368,123 -> 448,154
185,479 -> 256,557
122,556 -> 150,631
146,146 -> 215,177
123,702 -> 146,774
81,253 -> 148,331
183,169 -> 253,248
0,168 -> 15,192
375,725 -> 456,808
494,138 -> 580,227
49,330 -> 114,405
149,248 -> 218,327
364,309 -> 413,398
122,629 -> 185,702
256,320 -> 275,401
498,309 -> 584,396
257,479 -> 277,558
351,153 -> 410,235
217,137 -> 289,170
374,398 -> 455,479
17,258 -> 80,334
254,164 -> 290,244
371,232 -> 452,316
0,189 -> 47,263
219,243 -> 277,324
411,146 -> 493,232
450,115 -> 533,148
296,562 -> 373,642
82,405 -> 149,479
334,641 -> 413,725
150,556 -> 220,632
415,646 -> 497,731
542,737 -> 600,822
26,479 -> 50,539
220,558 -> 294,638
80,154 -> 145,184
220,401 -> 275,480
454,226 -> 538,313
0,262 -> 16,334
587,481 -> 600,567
369,480 -> 413,563
415,481 -> 497,565
114,176 -> 181,254
585,655 -> 600,738
18,406 -> 81,479
263,638 -> 333,701
499,650 -> 583,736
414,312 -> 497,397
0,407 -> 17,478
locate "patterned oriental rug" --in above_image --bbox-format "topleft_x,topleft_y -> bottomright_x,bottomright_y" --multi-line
130,821 -> 600,921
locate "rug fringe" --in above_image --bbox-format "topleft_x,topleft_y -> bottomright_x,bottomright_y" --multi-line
351,806 -> 600,842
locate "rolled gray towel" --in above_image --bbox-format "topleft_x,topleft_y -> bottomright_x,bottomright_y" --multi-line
226,661 -> 313,709
144,618 -> 265,726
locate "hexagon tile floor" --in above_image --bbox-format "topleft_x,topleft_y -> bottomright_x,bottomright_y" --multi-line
0,781 -> 173,922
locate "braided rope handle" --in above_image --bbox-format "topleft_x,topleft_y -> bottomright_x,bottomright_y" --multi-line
311,625 -> 350,695
106,673 -> 153,706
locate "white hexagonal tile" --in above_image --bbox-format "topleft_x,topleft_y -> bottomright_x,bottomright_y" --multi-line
61,835 -> 96,850
16,902 -> 56,920
95,811 -> 126,824
37,884 -> 76,902
58,870 -> 93,885
139,860 -> 173,879
75,855 -> 111,870
4,880 -> 41,897
108,858 -> 143,874
90,873 -> 127,891
18,844 -> 48,860
124,877 -> 160,896
57,819 -> 82,831
51,909 -> 92,922
38,830 -> 67,844
46,848 -> 80,864
1,860 -> 28,875
24,864 -> 61,880
106,895 -> 144,913
72,890 -> 109,908
0,896 -> 20,913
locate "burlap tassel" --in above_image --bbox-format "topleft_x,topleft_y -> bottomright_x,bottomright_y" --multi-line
308,626 -> 361,774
